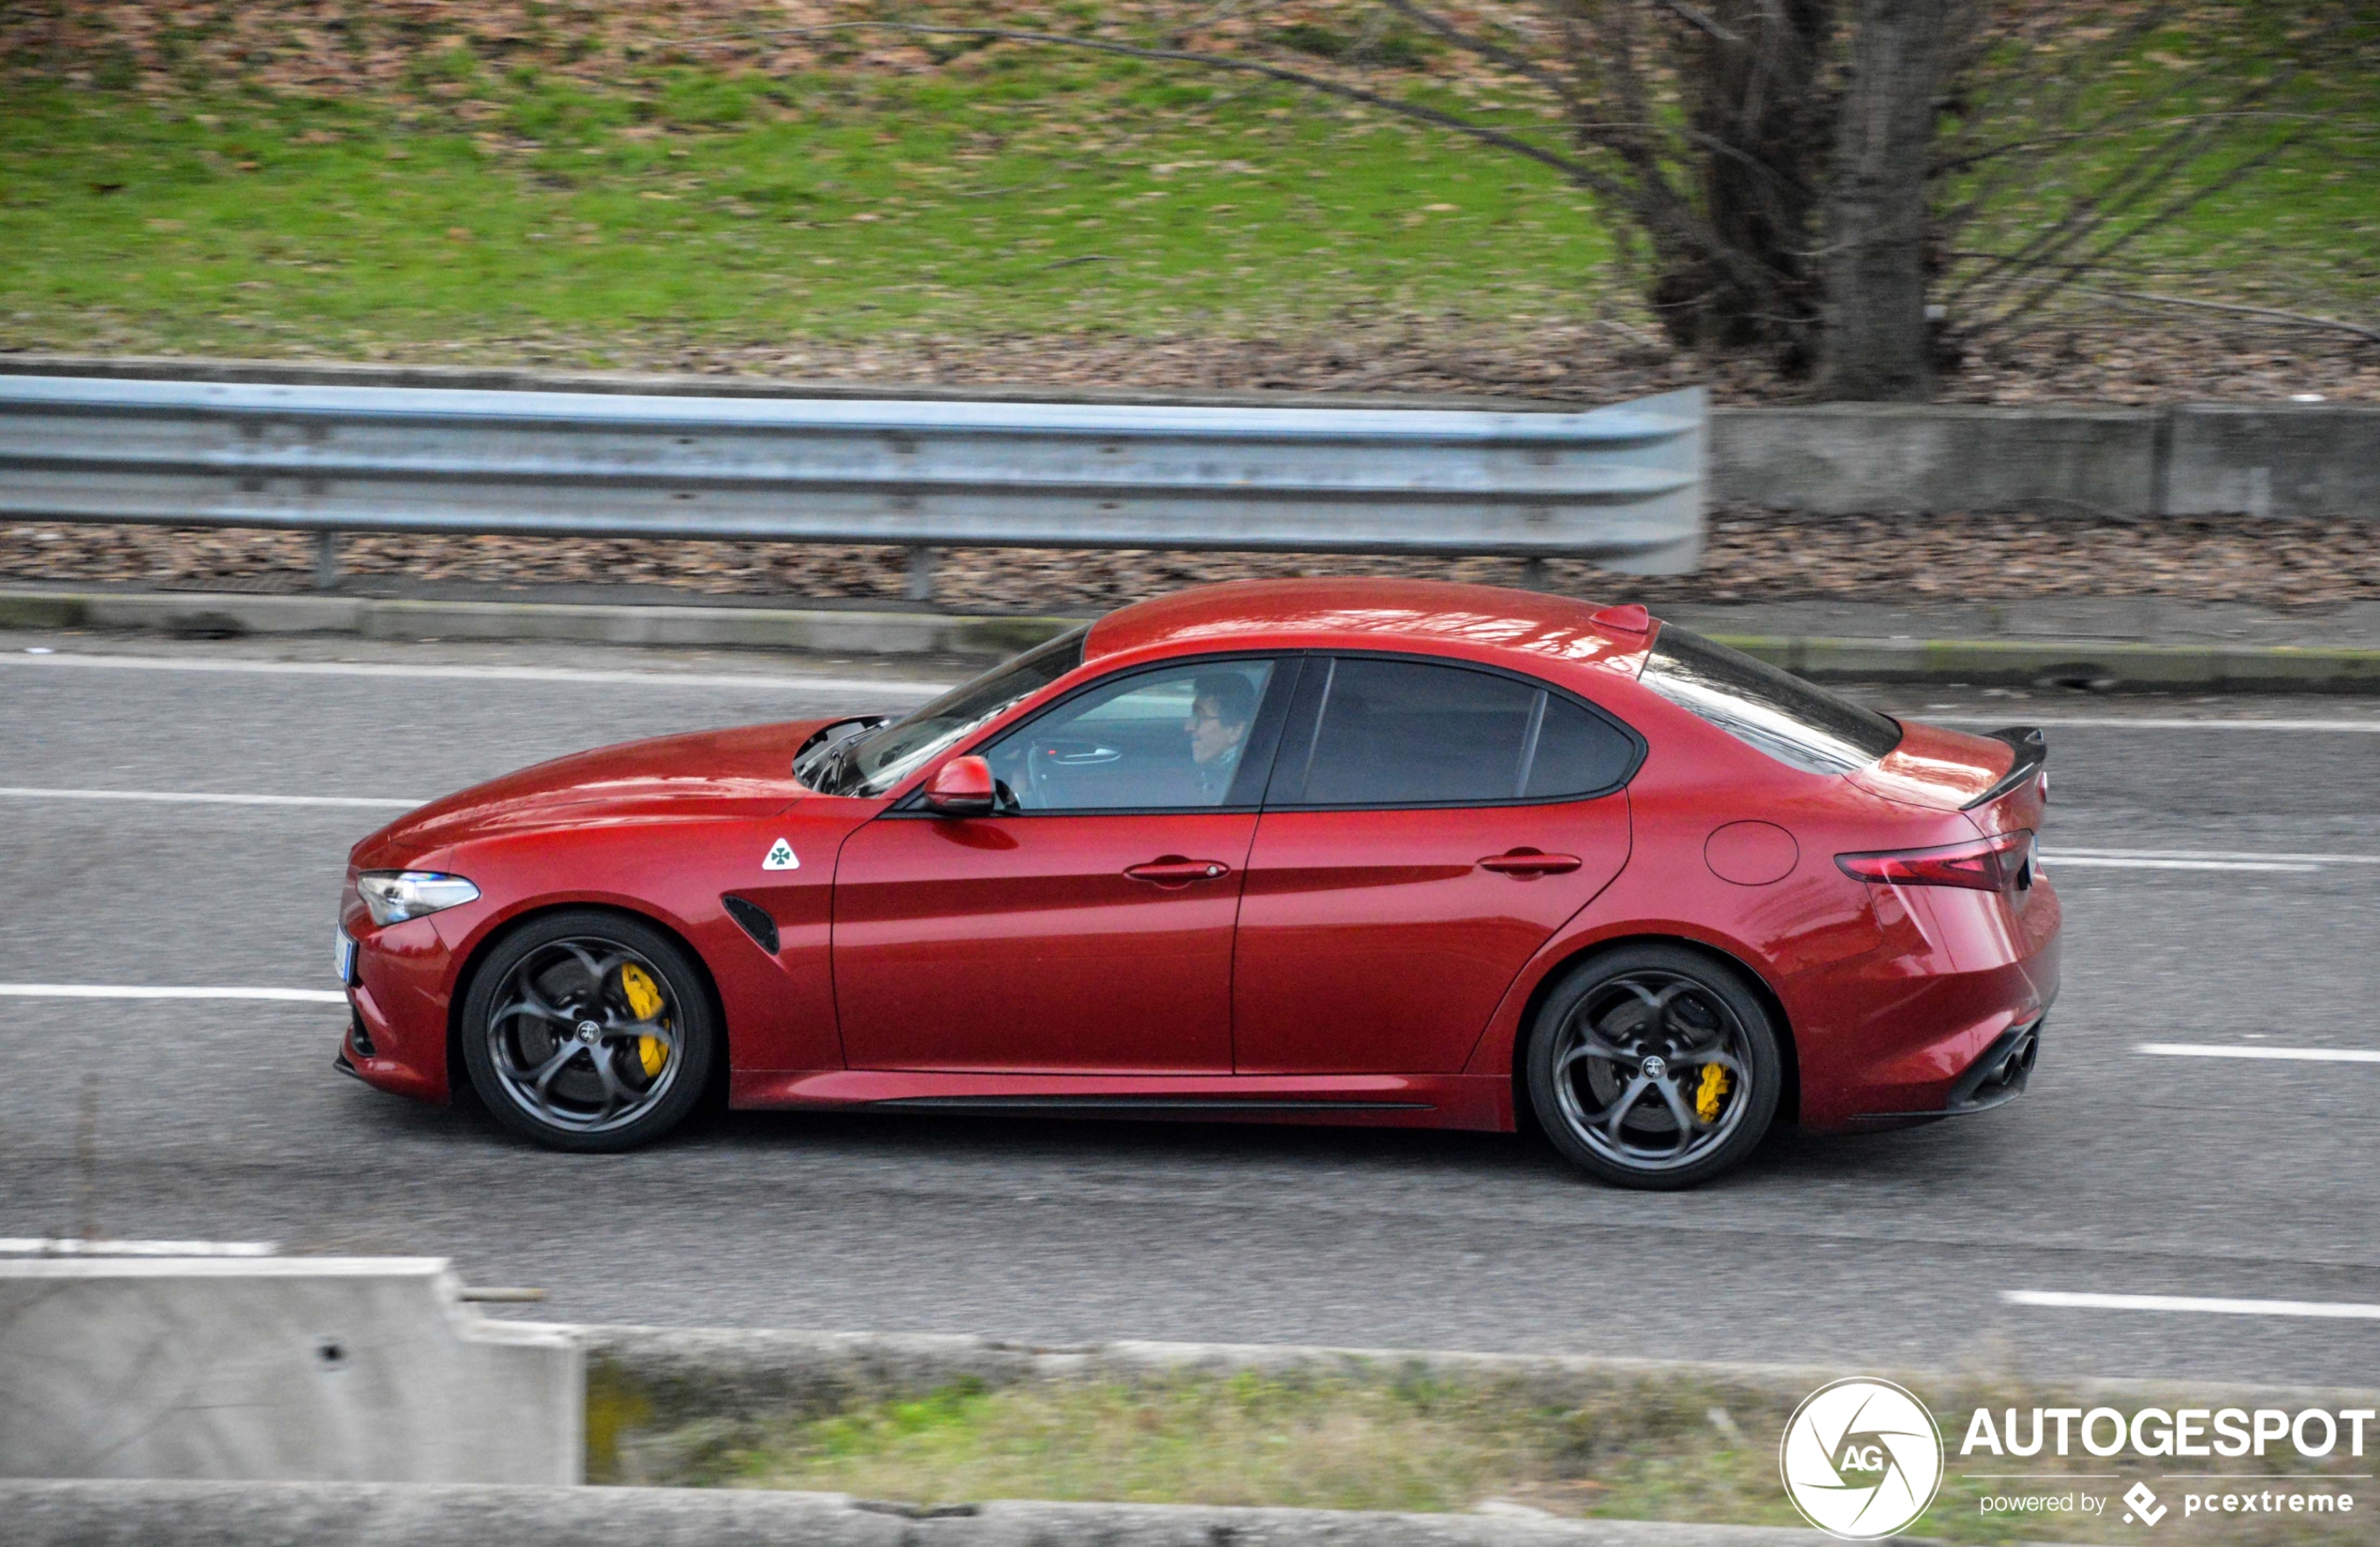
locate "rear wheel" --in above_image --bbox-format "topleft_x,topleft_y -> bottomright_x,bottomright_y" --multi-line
459,910 -> 716,1153
1525,944 -> 1781,1190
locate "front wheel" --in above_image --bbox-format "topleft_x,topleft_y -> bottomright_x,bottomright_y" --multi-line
1525,945 -> 1781,1190
459,910 -> 717,1153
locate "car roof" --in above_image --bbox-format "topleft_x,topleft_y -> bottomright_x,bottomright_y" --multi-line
1082,578 -> 1653,677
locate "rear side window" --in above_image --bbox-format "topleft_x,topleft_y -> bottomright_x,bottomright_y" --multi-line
1638,625 -> 1901,775
1279,657 -> 1637,808
1526,694 -> 1641,798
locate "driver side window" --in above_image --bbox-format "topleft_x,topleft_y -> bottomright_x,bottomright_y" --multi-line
982,659 -> 1275,812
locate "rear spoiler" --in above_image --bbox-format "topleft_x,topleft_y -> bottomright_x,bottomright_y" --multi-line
1963,726 -> 2047,811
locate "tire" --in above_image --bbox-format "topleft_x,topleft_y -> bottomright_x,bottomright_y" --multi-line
1525,944 -> 1782,1190
459,909 -> 718,1153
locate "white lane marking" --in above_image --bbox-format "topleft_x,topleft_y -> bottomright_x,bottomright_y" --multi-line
0,786 -> 421,810
2138,1042 -> 2380,1064
0,650 -> 951,695
1933,715 -> 2380,733
2045,855 -> 2321,873
2054,847 -> 2380,866
0,984 -> 346,1004
0,1239 -> 276,1257
2005,1290 -> 2380,1321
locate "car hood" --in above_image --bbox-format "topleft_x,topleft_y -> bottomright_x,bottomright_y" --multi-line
353,719 -> 837,866
1845,719 -> 2018,811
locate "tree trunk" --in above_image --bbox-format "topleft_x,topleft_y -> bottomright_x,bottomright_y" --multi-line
1683,0 -> 1831,352
1822,0 -> 1956,400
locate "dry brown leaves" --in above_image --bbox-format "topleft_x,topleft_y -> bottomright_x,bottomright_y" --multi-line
1,2 -> 1540,97
9,504 -> 2379,614
165,310 -> 2370,406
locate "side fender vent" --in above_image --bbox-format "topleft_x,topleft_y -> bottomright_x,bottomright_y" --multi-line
721,894 -> 781,955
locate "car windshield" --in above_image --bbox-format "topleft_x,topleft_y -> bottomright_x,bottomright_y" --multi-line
1637,625 -> 1901,776
803,627 -> 1089,797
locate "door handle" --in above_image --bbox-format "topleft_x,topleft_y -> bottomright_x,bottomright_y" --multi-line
1479,848 -> 1583,876
1124,856 -> 1231,885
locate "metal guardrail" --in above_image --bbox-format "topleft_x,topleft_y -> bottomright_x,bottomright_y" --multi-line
0,375 -> 1706,595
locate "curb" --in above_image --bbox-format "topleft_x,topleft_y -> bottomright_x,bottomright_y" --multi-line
0,587 -> 1081,661
1732,632 -> 2380,692
7,584 -> 2380,691
0,1480 -> 1836,1546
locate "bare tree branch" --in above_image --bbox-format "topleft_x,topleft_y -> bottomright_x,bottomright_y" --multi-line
2065,287 -> 2380,345
1932,3 -> 2181,237
1377,0 -> 1575,102
1648,0 -> 1744,48
1975,130 -> 2305,337
681,19 -> 1606,187
1946,48 -> 2307,315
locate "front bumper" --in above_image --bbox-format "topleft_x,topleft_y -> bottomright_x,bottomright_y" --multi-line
336,898 -> 461,1104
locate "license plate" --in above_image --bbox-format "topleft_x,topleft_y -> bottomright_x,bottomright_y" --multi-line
333,926 -> 357,987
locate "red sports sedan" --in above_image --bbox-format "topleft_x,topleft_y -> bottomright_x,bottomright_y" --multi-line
335,579 -> 2059,1189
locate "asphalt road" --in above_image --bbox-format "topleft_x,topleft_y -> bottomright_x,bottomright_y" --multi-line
3,629 -> 2376,1389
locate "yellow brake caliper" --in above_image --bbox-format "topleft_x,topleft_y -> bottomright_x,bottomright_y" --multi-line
1695,1063 -> 1731,1123
618,963 -> 668,1078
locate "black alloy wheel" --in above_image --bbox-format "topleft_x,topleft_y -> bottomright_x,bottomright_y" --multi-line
1525,944 -> 1782,1189
460,910 -> 717,1153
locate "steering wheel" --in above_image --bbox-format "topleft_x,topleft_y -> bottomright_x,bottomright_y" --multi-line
1025,740 -> 1057,809
1025,739 -> 1122,810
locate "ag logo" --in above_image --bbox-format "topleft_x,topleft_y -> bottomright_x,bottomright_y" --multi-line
1778,1377 -> 1943,1540
762,838 -> 799,871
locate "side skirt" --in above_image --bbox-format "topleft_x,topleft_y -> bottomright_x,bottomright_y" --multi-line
728,1070 -> 1512,1131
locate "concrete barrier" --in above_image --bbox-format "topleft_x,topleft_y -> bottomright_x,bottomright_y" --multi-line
0,1257 -> 580,1484
0,1479 -> 1834,1546
2164,403 -> 2380,518
1708,404 -> 2164,515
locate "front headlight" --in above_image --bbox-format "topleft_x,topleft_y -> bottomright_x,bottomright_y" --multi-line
357,870 -> 481,927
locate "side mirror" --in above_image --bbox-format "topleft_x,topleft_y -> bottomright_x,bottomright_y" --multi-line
923,755 -> 996,817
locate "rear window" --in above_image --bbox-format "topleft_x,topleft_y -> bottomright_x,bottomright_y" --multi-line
1282,657 -> 1638,807
1638,626 -> 1901,775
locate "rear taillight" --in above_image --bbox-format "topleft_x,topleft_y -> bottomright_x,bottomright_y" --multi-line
1837,830 -> 2033,891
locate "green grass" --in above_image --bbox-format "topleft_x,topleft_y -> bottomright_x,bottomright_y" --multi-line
0,60 -> 1619,362
1938,17 -> 2380,320
1,24 -> 2373,367
601,1370 -> 2371,1545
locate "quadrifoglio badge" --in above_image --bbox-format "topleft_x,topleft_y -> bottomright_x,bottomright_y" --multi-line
1781,1379 -> 2372,1538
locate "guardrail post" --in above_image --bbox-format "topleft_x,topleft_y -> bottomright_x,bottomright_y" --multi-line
314,531 -> 340,591
905,545 -> 937,604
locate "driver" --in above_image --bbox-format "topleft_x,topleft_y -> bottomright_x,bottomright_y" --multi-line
1187,673 -> 1257,798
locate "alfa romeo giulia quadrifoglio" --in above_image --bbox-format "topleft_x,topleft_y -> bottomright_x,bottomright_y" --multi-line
335,579 -> 2058,1188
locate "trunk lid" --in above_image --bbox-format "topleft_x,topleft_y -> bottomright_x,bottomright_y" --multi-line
1848,720 -> 2041,826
